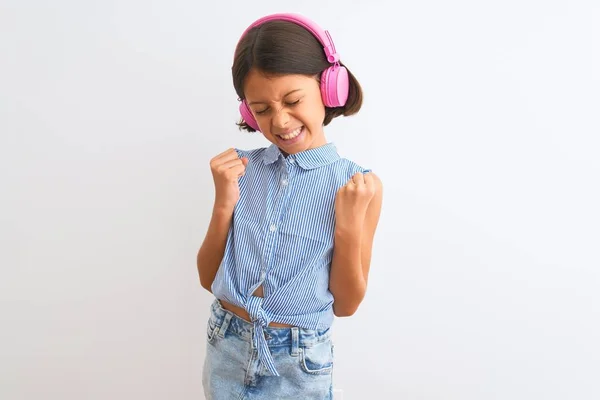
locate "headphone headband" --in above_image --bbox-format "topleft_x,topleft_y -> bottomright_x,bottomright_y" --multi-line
236,13 -> 340,63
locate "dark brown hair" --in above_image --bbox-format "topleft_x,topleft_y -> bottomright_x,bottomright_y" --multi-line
232,20 -> 363,132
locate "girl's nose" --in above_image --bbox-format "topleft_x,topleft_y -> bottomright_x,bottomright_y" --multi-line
271,106 -> 290,128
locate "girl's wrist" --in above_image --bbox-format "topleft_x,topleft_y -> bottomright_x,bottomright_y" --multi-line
334,221 -> 363,238
212,204 -> 234,218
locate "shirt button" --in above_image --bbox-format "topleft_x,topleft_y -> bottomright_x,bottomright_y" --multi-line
269,224 -> 277,232
281,179 -> 289,186
289,158 -> 295,164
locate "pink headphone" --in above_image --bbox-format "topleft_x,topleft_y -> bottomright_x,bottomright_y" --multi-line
236,13 -> 350,132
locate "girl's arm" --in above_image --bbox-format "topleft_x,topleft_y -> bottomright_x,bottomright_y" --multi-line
197,148 -> 248,292
196,207 -> 233,292
329,172 -> 383,316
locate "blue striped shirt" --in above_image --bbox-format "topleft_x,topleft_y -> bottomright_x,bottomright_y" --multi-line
210,142 -> 369,376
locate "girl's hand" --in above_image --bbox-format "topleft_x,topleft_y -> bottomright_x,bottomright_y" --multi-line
334,172 -> 378,233
210,148 -> 248,212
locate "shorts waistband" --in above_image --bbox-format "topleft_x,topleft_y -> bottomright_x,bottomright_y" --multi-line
209,298 -> 331,348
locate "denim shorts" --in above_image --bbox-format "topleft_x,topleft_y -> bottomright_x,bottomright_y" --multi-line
202,299 -> 334,400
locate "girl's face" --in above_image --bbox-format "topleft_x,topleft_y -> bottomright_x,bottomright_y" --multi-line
243,68 -> 327,155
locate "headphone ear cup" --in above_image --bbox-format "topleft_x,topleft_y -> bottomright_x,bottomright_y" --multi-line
320,65 -> 349,108
239,100 -> 261,132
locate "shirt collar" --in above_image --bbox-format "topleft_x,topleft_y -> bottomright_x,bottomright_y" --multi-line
263,143 -> 340,170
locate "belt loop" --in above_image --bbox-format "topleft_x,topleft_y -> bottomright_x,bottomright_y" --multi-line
217,313 -> 232,338
291,327 -> 299,356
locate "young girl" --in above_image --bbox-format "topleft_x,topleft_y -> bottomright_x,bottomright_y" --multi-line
197,13 -> 383,400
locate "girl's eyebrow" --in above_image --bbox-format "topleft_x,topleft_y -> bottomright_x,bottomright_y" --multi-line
247,89 -> 303,106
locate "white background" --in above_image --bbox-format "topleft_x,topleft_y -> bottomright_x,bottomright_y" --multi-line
1,1 -> 599,399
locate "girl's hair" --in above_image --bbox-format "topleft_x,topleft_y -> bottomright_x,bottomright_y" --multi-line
232,20 -> 363,132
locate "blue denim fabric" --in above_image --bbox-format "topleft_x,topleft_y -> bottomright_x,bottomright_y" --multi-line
202,299 -> 334,400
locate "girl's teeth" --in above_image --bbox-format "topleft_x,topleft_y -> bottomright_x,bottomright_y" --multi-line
281,127 -> 302,140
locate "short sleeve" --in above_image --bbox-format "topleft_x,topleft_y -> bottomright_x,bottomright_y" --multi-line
235,148 -> 246,158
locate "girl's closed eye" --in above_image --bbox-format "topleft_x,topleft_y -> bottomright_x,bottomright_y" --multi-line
255,99 -> 301,115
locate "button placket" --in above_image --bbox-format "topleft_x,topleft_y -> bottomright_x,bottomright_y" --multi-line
263,161 -> 289,277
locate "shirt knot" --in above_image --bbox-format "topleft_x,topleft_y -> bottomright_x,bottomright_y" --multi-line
246,295 -> 271,326
245,295 -> 279,376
